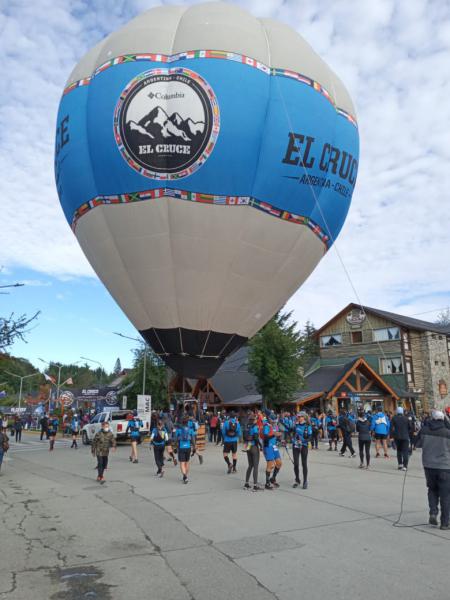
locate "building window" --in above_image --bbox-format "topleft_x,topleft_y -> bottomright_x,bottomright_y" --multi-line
351,331 -> 363,344
439,336 -> 443,340
380,357 -> 403,374
442,362 -> 446,367
435,361 -> 439,366
374,327 -> 400,342
320,334 -> 342,347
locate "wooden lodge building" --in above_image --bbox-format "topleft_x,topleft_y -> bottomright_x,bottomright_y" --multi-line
169,303 -> 450,415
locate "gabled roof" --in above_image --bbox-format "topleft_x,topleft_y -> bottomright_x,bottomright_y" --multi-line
315,303 -> 450,336
302,356 -> 399,401
210,346 -> 257,402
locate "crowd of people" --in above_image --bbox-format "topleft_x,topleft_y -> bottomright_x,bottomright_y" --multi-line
1,404 -> 449,529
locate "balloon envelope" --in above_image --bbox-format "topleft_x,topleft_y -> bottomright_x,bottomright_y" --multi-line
55,2 -> 359,378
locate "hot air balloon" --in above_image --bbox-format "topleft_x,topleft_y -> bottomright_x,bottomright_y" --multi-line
55,2 -> 359,379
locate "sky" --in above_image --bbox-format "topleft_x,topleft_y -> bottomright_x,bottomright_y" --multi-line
1,0 -> 450,373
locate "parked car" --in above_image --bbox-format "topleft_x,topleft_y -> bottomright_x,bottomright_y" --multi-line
81,410 -> 149,445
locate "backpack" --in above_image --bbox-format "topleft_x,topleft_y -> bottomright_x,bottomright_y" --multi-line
243,423 -> 253,443
180,427 -> 191,442
153,428 -> 164,444
227,419 -> 237,436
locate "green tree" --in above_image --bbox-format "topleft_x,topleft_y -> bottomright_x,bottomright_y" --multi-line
113,357 -> 122,375
248,311 -> 304,409
0,354 -> 42,405
120,346 -> 168,409
298,320 -> 319,364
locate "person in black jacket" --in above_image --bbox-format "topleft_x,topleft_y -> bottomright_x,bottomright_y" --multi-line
390,407 -> 413,471
356,410 -> 371,469
338,411 -> 356,458
414,409 -> 450,530
39,415 -> 49,441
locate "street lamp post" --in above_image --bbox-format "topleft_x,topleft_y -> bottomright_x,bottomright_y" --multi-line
3,371 -> 41,410
113,332 -> 147,395
80,356 -> 104,387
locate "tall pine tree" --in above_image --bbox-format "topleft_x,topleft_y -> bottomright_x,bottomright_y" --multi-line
113,357 -> 122,375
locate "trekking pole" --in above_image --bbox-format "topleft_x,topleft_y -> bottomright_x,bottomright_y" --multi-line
283,444 -> 294,465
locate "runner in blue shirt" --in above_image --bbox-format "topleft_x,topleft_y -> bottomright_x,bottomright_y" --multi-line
292,412 -> 312,489
222,413 -> 241,474
175,415 -> 196,484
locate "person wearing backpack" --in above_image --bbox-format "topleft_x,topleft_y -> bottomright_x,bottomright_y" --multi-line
262,412 -> 283,489
325,411 -> 339,451
0,429 -> 9,473
222,412 -> 241,474
175,415 -> 196,484
310,413 -> 320,450
243,413 -> 263,491
48,415 -> 59,451
150,420 -> 169,477
126,412 -> 143,464
292,412 -> 312,489
371,407 -> 390,458
70,414 -> 80,449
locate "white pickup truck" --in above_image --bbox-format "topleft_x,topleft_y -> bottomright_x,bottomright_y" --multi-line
81,410 -> 150,445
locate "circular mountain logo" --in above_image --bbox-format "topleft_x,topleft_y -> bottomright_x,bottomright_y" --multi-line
60,390 -> 74,407
114,68 -> 220,179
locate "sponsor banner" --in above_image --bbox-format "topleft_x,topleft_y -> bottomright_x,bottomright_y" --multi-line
56,53 -> 358,249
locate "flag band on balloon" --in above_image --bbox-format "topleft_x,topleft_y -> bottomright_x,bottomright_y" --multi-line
72,188 -> 330,249
62,50 -> 357,129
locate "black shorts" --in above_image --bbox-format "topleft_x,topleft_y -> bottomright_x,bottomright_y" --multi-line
329,430 -> 338,440
375,433 -> 387,440
223,441 -> 238,454
178,449 -> 191,463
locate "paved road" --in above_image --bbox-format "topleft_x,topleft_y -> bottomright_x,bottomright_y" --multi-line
1,434 -> 449,599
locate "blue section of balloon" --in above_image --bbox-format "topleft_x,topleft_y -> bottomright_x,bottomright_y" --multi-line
55,58 -> 359,244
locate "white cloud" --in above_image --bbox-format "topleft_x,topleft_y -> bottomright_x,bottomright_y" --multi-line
1,0 -> 449,328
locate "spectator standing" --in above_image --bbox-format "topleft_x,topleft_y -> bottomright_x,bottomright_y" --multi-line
356,410 -> 371,469
209,412 -> 219,443
414,409 -> 450,530
39,414 -> 49,441
390,407 -> 413,471
338,410 -> 356,458
0,429 -> 9,473
14,416 -> 23,442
